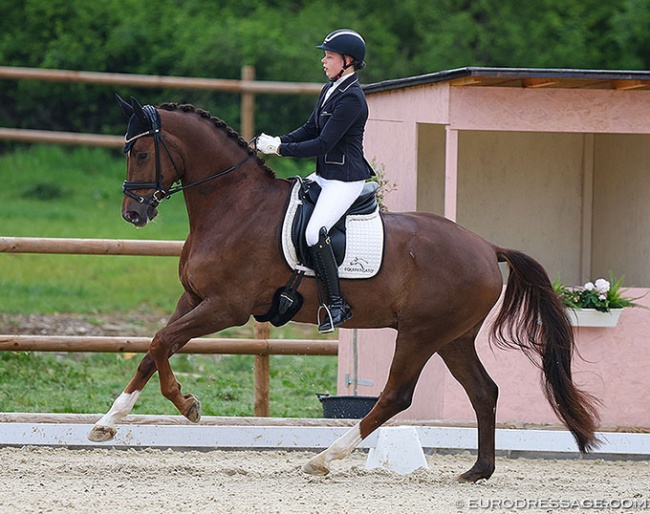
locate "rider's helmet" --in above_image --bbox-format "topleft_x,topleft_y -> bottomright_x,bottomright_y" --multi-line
317,29 -> 366,70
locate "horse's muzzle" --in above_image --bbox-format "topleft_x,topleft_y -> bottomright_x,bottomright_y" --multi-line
122,204 -> 157,227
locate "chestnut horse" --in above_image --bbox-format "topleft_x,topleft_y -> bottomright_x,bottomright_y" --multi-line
88,97 -> 599,481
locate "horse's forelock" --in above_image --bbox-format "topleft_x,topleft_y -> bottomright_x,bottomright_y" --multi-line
157,102 -> 275,177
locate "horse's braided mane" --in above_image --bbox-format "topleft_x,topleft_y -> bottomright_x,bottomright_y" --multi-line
158,102 -> 275,178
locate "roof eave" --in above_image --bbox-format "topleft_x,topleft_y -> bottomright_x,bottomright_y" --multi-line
363,67 -> 650,94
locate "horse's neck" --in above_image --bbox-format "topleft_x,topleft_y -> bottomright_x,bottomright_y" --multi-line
182,161 -> 287,233
169,114 -> 287,235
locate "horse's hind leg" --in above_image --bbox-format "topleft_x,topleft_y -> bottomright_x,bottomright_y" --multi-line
303,330 -> 437,475
438,334 -> 498,482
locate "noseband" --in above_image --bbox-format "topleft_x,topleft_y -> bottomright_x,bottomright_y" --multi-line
122,105 -> 254,208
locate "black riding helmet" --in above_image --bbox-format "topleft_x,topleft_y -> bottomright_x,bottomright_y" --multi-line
317,29 -> 367,76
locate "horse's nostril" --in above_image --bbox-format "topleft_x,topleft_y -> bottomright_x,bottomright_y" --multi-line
123,211 -> 140,224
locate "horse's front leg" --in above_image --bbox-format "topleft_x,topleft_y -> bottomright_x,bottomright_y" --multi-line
147,297 -> 234,420
88,293 -> 203,442
87,352 -> 156,442
148,328 -> 202,422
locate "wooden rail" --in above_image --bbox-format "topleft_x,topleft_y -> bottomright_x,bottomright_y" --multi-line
0,128 -> 123,148
0,335 -> 337,356
0,65 -> 322,143
0,65 -> 323,94
0,236 -> 337,417
0,236 -> 184,256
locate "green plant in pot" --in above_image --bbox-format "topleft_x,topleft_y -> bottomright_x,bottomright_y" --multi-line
553,273 -> 642,312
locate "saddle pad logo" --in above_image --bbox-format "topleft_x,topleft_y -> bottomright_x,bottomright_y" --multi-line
345,257 -> 371,273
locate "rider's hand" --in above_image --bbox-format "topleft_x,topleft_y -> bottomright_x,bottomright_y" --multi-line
257,133 -> 281,155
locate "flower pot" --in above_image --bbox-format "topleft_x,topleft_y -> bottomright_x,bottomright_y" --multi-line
567,308 -> 622,328
317,394 -> 378,419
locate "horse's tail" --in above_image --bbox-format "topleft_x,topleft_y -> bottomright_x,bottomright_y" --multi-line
491,248 -> 600,452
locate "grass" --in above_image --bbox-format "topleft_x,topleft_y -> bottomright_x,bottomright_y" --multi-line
0,144 -> 189,314
0,144 -> 335,417
0,352 -> 337,418
0,145 -> 313,314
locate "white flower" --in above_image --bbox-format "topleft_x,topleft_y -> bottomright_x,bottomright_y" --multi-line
584,282 -> 595,291
598,294 -> 607,301
594,278 -> 610,294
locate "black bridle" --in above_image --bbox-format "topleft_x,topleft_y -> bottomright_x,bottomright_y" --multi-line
122,105 -> 255,208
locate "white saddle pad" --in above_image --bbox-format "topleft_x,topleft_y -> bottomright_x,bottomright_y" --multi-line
281,180 -> 384,279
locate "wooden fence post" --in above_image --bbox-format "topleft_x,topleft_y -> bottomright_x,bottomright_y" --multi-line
241,65 -> 255,141
253,320 -> 271,417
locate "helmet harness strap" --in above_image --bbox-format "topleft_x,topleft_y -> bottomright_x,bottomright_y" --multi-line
332,54 -> 352,81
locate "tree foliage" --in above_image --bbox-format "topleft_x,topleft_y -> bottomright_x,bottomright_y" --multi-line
0,0 -> 648,141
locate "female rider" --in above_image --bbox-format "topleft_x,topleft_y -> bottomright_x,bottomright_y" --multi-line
257,29 -> 374,333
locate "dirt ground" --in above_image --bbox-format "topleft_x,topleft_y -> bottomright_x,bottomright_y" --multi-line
1,315 -> 648,513
0,312 -> 170,337
0,446 -> 648,514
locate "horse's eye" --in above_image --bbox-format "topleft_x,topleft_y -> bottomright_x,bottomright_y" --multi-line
135,152 -> 149,163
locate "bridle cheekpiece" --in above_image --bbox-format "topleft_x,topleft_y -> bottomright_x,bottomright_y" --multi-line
122,105 -> 179,208
121,103 -> 254,208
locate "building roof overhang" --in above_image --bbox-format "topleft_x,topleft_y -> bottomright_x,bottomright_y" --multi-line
364,67 -> 650,94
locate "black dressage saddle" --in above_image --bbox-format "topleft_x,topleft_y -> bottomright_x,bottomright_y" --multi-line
291,178 -> 379,269
255,177 -> 378,327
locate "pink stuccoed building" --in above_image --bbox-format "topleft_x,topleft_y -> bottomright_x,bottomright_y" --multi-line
338,68 -> 650,428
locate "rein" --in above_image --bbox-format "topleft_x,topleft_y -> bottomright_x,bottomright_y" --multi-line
122,105 -> 254,207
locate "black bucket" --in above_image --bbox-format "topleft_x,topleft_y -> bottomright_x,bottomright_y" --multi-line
317,394 -> 378,419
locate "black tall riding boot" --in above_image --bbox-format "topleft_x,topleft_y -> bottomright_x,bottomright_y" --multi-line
309,227 -> 352,333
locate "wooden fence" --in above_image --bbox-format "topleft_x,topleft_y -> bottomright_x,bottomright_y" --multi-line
0,65 -> 322,143
0,236 -> 337,417
0,67 -> 329,417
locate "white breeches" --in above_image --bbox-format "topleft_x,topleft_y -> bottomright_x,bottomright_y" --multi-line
305,173 -> 366,247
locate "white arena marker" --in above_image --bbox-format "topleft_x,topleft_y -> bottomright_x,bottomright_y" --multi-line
365,426 -> 429,474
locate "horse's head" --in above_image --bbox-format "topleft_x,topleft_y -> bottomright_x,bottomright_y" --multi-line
116,94 -> 181,227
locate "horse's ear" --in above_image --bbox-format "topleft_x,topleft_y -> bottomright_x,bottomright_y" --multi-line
115,93 -> 133,118
130,96 -> 148,124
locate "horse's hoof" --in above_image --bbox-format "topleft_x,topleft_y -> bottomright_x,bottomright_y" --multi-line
87,425 -> 117,442
458,468 -> 493,483
183,395 -> 202,423
301,460 -> 330,476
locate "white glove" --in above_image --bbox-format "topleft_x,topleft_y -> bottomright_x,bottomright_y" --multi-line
257,133 -> 281,155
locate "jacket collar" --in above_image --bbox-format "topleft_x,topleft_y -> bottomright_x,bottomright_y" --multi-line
322,73 -> 358,107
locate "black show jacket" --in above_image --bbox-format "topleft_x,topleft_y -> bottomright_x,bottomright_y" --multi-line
279,76 -> 375,182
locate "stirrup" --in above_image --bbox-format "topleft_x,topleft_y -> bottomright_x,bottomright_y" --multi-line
317,304 -> 336,334
317,300 -> 351,334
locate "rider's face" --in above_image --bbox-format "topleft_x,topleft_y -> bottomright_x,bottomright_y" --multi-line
321,51 -> 347,80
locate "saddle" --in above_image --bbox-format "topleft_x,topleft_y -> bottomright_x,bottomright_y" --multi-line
291,178 -> 379,269
255,177 -> 382,327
